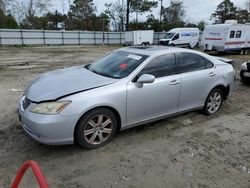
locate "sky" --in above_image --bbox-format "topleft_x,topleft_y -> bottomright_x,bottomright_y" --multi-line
53,0 -> 248,24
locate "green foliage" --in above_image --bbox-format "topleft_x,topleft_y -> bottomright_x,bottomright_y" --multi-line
129,0 -> 157,14
4,14 -> 18,28
68,0 -> 96,30
211,0 -> 237,23
0,9 -> 18,29
104,1 -> 126,31
211,0 -> 250,24
126,0 -> 157,30
236,9 -> 250,23
20,11 -> 66,29
197,21 -> 206,31
162,0 -> 185,25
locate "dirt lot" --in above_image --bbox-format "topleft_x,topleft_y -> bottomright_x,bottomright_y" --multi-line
0,46 -> 250,188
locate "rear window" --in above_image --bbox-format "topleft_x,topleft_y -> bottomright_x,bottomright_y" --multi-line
229,31 -> 235,38
236,31 -> 242,38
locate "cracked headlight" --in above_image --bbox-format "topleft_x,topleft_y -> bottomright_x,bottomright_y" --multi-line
30,101 -> 71,115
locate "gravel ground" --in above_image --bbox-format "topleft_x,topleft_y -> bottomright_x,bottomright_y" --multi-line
0,46 -> 250,188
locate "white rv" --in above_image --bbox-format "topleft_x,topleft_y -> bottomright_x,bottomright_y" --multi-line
158,28 -> 199,48
201,20 -> 250,54
124,30 -> 154,45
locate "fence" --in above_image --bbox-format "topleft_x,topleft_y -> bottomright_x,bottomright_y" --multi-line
0,29 -> 168,46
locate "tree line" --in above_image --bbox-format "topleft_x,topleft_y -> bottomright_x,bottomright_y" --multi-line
0,0 -> 249,31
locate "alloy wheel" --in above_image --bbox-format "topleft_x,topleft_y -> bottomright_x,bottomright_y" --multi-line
207,91 -> 222,114
84,114 -> 113,145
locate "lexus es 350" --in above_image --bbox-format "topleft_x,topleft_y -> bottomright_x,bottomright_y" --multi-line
18,46 -> 235,149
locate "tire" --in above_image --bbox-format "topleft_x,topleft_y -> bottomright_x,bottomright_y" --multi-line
244,50 -> 248,55
203,88 -> 223,115
76,108 -> 117,149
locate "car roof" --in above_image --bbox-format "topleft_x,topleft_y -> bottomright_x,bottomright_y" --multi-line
119,46 -> 202,56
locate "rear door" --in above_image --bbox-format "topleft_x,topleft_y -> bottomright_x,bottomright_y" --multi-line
177,52 -> 218,111
126,54 -> 181,126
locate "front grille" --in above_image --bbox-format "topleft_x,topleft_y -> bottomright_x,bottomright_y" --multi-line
22,97 -> 31,110
159,40 -> 169,45
247,63 -> 250,72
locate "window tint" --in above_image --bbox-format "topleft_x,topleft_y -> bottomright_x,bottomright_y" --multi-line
172,33 -> 179,40
236,30 -> 242,38
138,54 -> 176,78
178,53 -> 206,73
230,31 -> 235,38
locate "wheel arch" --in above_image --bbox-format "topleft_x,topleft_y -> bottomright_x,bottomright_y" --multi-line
210,84 -> 230,100
73,106 -> 122,143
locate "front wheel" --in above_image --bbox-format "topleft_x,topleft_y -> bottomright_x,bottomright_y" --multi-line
76,108 -> 117,149
203,88 -> 223,115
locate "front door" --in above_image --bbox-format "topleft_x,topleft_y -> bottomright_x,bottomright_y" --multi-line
126,54 -> 181,126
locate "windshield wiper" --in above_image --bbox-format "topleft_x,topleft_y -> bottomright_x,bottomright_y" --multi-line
90,68 -> 119,79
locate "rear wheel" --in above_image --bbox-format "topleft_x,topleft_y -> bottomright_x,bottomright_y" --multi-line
76,108 -> 117,149
203,88 -> 223,115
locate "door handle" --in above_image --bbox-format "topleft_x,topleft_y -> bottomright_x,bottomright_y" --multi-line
169,80 -> 180,85
209,72 -> 216,77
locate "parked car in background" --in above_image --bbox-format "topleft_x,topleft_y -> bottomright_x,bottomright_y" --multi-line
158,28 -> 199,48
200,20 -> 250,54
240,61 -> 250,83
124,30 -> 154,45
18,46 -> 235,149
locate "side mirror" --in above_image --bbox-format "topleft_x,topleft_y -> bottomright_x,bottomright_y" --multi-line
137,74 -> 155,84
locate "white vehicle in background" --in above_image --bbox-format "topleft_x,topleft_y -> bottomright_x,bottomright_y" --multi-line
124,30 -> 154,45
158,28 -> 199,48
200,20 -> 250,54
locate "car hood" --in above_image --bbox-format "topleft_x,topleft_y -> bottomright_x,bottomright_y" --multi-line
25,66 -> 117,102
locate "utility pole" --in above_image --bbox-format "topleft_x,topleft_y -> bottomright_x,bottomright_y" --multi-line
159,0 -> 163,31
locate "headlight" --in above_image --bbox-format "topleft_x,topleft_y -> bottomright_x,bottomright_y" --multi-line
30,101 -> 71,115
241,62 -> 247,71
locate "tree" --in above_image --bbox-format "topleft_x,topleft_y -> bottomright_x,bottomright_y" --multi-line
236,9 -> 250,23
126,0 -> 157,30
0,0 -> 5,13
4,14 -> 18,28
0,11 -> 18,28
198,21 -> 206,31
18,0 -> 51,28
68,0 -> 96,30
162,0 -> 185,30
163,0 -> 185,24
211,0 -> 237,24
104,0 -> 126,31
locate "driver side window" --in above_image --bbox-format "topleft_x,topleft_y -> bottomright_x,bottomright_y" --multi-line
137,54 -> 176,78
172,33 -> 179,41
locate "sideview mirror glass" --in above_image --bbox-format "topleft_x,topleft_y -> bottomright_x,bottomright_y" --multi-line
137,74 -> 155,84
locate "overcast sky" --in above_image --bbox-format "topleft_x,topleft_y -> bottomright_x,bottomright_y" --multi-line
53,0 -> 248,24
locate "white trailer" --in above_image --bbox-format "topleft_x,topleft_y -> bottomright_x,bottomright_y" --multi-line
158,28 -> 199,48
201,20 -> 250,54
124,30 -> 154,45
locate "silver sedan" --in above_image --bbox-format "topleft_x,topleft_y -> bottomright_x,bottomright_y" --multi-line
18,46 -> 235,149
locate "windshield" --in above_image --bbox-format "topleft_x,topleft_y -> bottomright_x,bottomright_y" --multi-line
87,51 -> 149,79
164,32 -> 175,39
